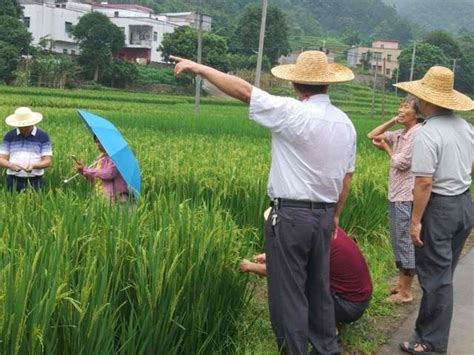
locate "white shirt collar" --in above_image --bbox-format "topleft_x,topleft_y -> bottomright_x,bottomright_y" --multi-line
16,126 -> 37,136
305,94 -> 331,104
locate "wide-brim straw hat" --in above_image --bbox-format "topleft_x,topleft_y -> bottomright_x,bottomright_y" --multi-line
394,66 -> 474,111
5,107 -> 43,127
271,50 -> 354,84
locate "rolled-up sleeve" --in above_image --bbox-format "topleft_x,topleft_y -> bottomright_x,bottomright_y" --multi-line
411,129 -> 438,176
249,87 -> 299,133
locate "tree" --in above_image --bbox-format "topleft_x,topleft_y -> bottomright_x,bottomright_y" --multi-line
0,0 -> 22,18
72,12 -> 124,82
0,41 -> 20,84
0,15 -> 31,84
101,59 -> 139,88
398,43 -> 449,82
160,26 -> 230,71
230,4 -> 290,65
455,33 -> 474,93
423,31 -> 462,59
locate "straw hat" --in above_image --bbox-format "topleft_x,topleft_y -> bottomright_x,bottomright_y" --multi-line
5,107 -> 43,127
271,51 -> 354,84
394,66 -> 474,111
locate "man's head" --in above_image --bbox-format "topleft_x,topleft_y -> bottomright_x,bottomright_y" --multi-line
5,107 -> 43,128
394,66 -> 473,113
292,83 -> 329,100
271,51 -> 354,94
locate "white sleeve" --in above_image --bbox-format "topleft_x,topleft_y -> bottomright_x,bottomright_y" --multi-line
249,87 -> 300,133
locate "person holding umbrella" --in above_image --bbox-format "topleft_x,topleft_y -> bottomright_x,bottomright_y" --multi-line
0,107 -> 52,192
74,135 -> 129,202
73,110 -> 141,201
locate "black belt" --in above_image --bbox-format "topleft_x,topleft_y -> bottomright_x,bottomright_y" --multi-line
270,198 -> 336,210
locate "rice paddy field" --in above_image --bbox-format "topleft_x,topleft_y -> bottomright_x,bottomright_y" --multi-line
0,83 -> 438,354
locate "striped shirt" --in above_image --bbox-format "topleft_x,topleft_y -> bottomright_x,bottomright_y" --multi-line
0,126 -> 52,177
384,124 -> 420,202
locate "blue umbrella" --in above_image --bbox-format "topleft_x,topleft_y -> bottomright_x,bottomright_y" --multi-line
77,110 -> 141,199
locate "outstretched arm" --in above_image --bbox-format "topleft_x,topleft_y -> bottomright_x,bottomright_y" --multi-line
171,55 -> 253,104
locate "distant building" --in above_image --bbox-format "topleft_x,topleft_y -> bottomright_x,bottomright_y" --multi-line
279,48 -> 335,65
347,39 -> 402,79
20,0 -> 211,63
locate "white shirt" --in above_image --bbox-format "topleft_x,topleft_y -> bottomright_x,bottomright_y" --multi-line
249,87 -> 356,203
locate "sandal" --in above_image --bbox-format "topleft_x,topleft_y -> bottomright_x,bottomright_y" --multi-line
399,341 -> 432,353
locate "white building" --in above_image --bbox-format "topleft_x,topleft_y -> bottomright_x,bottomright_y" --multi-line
20,0 -> 212,63
21,0 -> 91,55
347,39 -> 402,79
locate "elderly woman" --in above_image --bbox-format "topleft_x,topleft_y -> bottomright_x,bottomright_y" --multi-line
74,136 -> 129,203
367,96 -> 424,303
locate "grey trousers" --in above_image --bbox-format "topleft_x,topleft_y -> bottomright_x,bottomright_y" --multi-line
265,206 -> 339,355
414,190 -> 473,352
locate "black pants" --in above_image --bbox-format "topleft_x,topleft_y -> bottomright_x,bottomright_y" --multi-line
265,206 -> 339,355
332,293 -> 370,324
6,175 -> 43,192
414,190 -> 473,352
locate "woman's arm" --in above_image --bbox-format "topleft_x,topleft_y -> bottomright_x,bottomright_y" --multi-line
367,116 -> 399,139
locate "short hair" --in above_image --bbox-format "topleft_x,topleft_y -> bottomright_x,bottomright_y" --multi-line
293,83 -> 329,96
402,95 -> 424,123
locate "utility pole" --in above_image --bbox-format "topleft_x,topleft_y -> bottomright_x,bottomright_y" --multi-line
381,58 -> 386,120
395,66 -> 400,96
452,58 -> 460,76
254,0 -> 268,88
194,2 -> 203,116
371,59 -> 379,119
409,41 -> 417,81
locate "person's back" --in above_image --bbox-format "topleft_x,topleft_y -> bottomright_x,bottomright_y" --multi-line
251,89 -> 356,202
330,228 -> 372,303
412,114 -> 472,196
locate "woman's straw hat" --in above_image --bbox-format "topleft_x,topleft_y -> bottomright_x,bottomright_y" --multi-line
5,107 -> 43,127
271,51 -> 354,84
394,66 -> 474,111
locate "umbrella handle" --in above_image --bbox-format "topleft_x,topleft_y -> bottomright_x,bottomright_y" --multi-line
63,157 -> 105,184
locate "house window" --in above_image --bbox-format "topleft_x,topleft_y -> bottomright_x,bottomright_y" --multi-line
373,52 -> 382,60
387,54 -> 392,62
63,48 -> 68,54
71,49 -> 76,55
23,17 -> 30,28
153,31 -> 157,41
386,68 -> 391,76
381,44 -> 385,49
65,22 -> 73,33
114,11 -> 119,17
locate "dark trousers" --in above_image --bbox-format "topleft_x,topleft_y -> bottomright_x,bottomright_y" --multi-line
265,206 -> 339,355
414,190 -> 473,352
6,175 -> 43,192
332,293 -> 370,324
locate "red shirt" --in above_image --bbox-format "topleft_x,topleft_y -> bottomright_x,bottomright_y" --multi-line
330,228 -> 373,302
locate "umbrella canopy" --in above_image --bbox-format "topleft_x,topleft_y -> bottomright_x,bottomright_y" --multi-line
77,110 -> 141,199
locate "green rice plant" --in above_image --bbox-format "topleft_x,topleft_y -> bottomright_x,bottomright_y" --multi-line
0,83 -> 407,354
